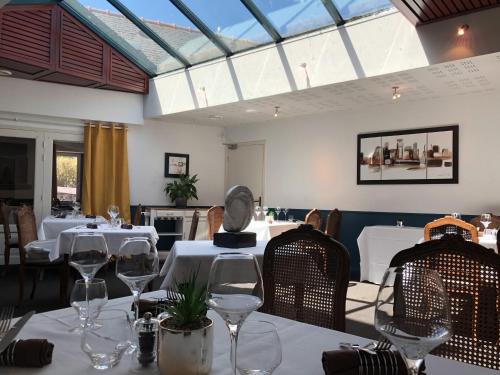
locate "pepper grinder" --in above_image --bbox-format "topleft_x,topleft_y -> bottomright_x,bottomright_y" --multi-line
134,312 -> 159,368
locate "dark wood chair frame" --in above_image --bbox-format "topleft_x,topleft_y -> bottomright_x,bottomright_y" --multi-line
1,202 -> 18,274
188,209 -> 200,241
304,208 -> 321,230
325,208 -> 342,241
207,206 -> 223,240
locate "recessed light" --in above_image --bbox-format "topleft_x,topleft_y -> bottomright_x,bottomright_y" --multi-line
0,69 -> 12,76
208,114 -> 223,120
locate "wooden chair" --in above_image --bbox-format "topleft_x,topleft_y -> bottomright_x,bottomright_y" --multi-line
390,234 -> 500,370
133,204 -> 142,226
1,202 -> 18,273
260,224 -> 350,331
304,209 -> 321,230
16,206 -> 69,305
188,209 -> 200,241
207,206 -> 223,240
469,214 -> 500,231
325,208 -> 342,241
424,216 -> 478,243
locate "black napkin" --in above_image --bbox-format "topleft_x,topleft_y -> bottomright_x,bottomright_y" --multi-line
86,223 -> 98,229
322,349 -> 425,375
85,214 -> 96,219
0,339 -> 54,368
121,223 -> 133,229
55,213 -> 66,219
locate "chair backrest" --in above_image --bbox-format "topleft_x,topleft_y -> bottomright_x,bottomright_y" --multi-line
469,214 -> 500,231
304,209 -> 321,230
261,224 -> 350,331
16,206 -> 38,252
424,216 -> 478,243
1,202 -> 16,246
188,209 -> 200,241
390,235 -> 500,370
133,204 -> 142,226
325,209 -> 342,240
206,206 -> 223,240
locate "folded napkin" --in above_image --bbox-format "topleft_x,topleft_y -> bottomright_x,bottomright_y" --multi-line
86,223 -> 98,229
0,339 -> 54,368
85,214 -> 96,219
121,224 -> 133,229
322,349 -> 425,375
55,213 -> 66,219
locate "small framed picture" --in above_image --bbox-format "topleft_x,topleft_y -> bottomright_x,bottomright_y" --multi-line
165,153 -> 189,178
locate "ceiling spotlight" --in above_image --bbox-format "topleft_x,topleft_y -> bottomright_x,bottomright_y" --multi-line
274,106 -> 280,118
0,69 -> 12,76
392,86 -> 401,100
457,24 -> 469,36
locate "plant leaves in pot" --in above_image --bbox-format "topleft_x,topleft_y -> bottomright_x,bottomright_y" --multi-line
164,174 -> 199,208
158,271 -> 213,375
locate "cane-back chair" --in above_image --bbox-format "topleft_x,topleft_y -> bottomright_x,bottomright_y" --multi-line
207,206 -> 223,240
261,224 -> 350,331
325,209 -> 342,241
188,209 -> 200,241
390,234 -> 500,369
304,209 -> 321,230
424,216 -> 478,243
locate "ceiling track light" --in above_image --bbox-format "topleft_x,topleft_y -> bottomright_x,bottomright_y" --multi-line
392,86 -> 401,100
274,106 -> 280,118
457,24 -> 469,37
0,69 -> 12,76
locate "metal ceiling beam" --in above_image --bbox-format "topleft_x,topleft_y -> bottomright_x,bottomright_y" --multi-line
170,0 -> 232,57
240,0 -> 282,43
107,0 -> 191,68
320,0 -> 345,26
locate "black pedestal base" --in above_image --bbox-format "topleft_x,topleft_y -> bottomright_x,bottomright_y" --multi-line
213,232 -> 257,248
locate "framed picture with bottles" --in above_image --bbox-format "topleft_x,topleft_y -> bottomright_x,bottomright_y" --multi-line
357,125 -> 459,184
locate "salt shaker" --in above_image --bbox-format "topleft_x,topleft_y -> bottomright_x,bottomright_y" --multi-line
134,312 -> 159,368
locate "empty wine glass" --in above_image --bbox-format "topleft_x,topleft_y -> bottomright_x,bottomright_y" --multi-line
375,267 -> 452,375
108,205 -> 120,225
255,206 -> 261,221
116,237 -> 159,321
283,208 -> 288,221
236,320 -> 282,375
275,207 -> 281,221
450,212 -> 461,220
263,206 -> 269,219
480,213 -> 492,232
206,253 -> 264,375
72,200 -> 81,217
70,278 -> 108,332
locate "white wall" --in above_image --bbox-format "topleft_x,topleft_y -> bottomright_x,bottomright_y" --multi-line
225,91 -> 500,215
128,120 -> 225,206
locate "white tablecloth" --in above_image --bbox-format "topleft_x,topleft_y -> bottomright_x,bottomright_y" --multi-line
358,225 -> 424,284
51,224 -> 159,261
159,240 -> 267,289
417,235 -> 498,253
38,216 -> 106,240
219,220 -> 299,241
2,291 -> 496,375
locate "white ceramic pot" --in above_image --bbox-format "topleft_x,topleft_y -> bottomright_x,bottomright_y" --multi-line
158,318 -> 213,375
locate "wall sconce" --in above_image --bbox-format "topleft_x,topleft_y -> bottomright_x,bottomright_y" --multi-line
274,106 -> 280,118
457,24 -> 469,37
392,86 -> 401,100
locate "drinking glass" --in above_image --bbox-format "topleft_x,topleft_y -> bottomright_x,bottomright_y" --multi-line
70,278 -> 108,332
108,205 -> 120,222
480,213 -> 492,231
116,237 -> 159,321
450,212 -> 461,220
236,320 -> 281,375
263,206 -> 269,218
72,200 -> 81,217
206,253 -> 264,375
255,206 -> 261,221
375,267 -> 452,375
275,207 -> 281,221
283,208 -> 288,221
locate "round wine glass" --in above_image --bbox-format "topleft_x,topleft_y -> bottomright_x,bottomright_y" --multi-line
116,237 -> 159,321
275,207 -> 281,221
70,233 -> 109,327
206,253 -> 264,375
107,205 -> 120,225
375,267 -> 452,375
283,208 -> 288,221
263,206 -> 269,219
254,206 -> 261,221
70,278 -> 108,332
236,320 -> 282,375
480,213 -> 491,232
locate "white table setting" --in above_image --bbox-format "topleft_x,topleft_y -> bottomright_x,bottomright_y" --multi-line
38,214 -> 107,240
218,219 -> 300,241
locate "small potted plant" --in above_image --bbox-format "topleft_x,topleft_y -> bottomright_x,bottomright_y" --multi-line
158,272 -> 213,375
164,174 -> 199,208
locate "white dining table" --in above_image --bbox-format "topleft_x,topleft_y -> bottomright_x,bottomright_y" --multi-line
218,220 -> 300,241
159,240 -> 267,289
2,290 -> 496,375
50,224 -> 159,261
38,215 -> 107,240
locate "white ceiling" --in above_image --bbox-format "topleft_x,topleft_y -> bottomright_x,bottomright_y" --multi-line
155,52 -> 500,127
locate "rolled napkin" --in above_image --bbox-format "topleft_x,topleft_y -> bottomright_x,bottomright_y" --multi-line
0,339 -> 54,368
121,223 -> 133,229
86,223 -> 98,229
322,349 -> 425,375
85,214 -> 96,219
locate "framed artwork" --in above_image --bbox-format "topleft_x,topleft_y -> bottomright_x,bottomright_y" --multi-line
164,153 -> 189,178
357,125 -> 458,184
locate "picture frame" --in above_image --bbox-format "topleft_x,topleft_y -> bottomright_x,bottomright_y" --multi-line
357,125 -> 459,184
164,153 -> 189,178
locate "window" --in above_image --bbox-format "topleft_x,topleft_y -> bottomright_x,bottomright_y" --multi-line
53,142 -> 84,205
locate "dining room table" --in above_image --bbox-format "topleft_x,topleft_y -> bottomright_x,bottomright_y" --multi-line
218,219 -> 300,241
1,290 -> 497,374
159,240 -> 268,289
37,215 -> 107,240
49,223 -> 159,261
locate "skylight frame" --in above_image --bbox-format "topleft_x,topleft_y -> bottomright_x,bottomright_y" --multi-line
239,0 -> 282,43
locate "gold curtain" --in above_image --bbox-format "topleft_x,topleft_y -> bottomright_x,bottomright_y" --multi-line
82,123 -> 131,222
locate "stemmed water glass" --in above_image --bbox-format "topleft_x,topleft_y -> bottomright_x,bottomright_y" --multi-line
255,206 -> 261,221
263,206 -> 269,219
275,207 -> 281,221
116,237 -> 159,321
107,205 -> 120,226
375,267 -> 452,375
480,213 -> 492,232
69,233 -> 110,327
70,278 -> 108,332
283,208 -> 288,221
206,253 -> 264,375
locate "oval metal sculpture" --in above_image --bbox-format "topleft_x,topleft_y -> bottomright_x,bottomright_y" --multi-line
222,185 -> 254,232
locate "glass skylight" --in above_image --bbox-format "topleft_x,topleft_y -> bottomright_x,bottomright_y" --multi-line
332,0 -> 393,20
